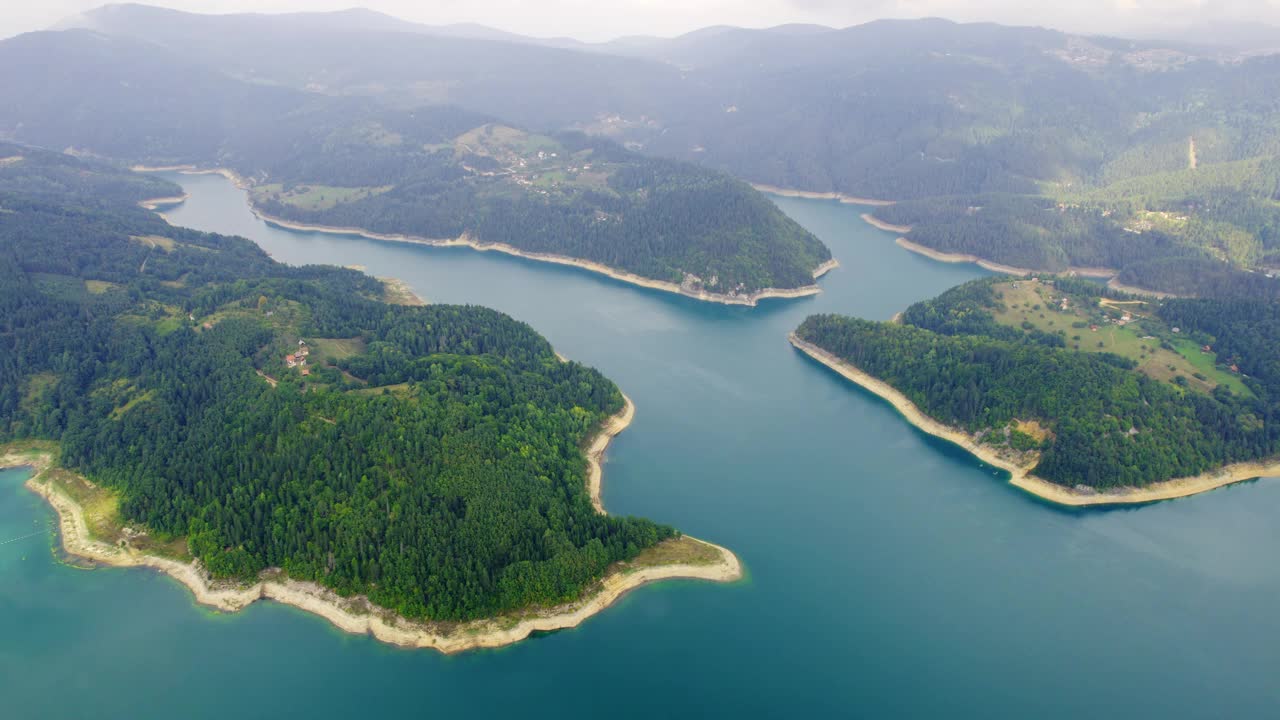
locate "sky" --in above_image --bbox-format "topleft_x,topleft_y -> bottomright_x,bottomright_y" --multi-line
4,0 -> 1280,42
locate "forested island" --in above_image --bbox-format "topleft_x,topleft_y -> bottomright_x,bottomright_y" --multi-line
792,277 -> 1280,504
0,144 -> 739,650
0,30 -> 832,305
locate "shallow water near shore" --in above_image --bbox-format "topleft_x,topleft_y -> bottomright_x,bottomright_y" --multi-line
4,173 -> 1280,717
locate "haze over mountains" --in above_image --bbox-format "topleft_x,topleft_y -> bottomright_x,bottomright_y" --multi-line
28,0 -> 1280,48
5,3 -> 1280,299
0,9 -> 836,298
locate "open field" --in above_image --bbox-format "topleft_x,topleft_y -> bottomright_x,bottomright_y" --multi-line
991,280 -> 1249,395
253,183 -> 391,211
130,234 -> 176,251
310,337 -> 367,363
457,123 -> 558,159
84,280 -> 120,295
350,382 -> 412,396
1170,337 -> 1252,396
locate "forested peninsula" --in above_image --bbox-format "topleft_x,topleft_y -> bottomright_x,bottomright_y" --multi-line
0,144 -> 739,650
793,277 -> 1280,504
140,166 -> 837,307
0,31 -> 833,305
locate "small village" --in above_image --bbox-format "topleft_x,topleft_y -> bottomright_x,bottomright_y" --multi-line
285,339 -> 311,376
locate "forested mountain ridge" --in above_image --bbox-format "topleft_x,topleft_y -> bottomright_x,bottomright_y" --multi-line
0,143 -> 683,621
0,31 -> 831,299
61,6 -> 1257,200
871,190 -> 1280,300
66,5 -> 1280,299
795,277 -> 1280,492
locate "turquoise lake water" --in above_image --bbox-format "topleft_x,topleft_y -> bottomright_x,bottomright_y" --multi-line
3,173 -> 1280,717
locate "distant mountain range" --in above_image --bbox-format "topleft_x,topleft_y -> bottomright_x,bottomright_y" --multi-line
56,4 -> 1280,57
0,18 -> 832,299
15,3 -> 1280,297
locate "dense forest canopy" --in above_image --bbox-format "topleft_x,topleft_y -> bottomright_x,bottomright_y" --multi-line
0,30 -> 830,295
796,277 -> 1280,490
0,144 -> 675,620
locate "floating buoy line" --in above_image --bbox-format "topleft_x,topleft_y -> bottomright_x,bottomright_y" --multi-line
0,531 -> 45,547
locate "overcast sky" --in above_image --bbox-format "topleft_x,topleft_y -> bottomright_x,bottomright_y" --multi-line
5,1 -> 1280,42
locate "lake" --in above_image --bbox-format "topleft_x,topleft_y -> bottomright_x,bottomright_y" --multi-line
3,172 -> 1279,717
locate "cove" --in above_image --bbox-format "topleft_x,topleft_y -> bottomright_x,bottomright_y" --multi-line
3,172 -> 1280,718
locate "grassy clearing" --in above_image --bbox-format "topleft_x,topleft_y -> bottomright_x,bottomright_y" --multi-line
991,280 -> 1249,396
84,280 -> 119,295
352,121 -> 403,147
629,536 -> 722,569
1,438 -> 59,459
533,170 -> 569,187
517,133 -> 561,156
1170,338 -> 1252,395
572,169 -> 612,190
457,124 -> 564,165
456,124 -> 556,156
45,466 -> 191,562
130,234 -> 176,251
379,277 -> 425,306
349,382 -> 411,397
452,123 -> 614,195
311,337 -> 367,363
991,281 -> 1087,338
254,184 -> 391,211
108,390 -> 154,420
20,373 -> 57,412
1014,419 -> 1052,442
202,298 -> 306,335
153,317 -> 184,336
1134,210 -> 1190,232
529,167 -> 612,192
4,442 -> 189,560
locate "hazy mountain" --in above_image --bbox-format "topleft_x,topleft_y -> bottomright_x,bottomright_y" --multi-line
59,3 -> 593,50
51,4 -> 688,130
33,5 -> 1280,294
0,28 -> 831,295
56,4 -> 423,37
36,7 -> 1238,196
0,29 -> 304,160
1140,21 -> 1280,53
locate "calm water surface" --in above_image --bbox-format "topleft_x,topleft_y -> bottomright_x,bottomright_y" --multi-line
3,173 -> 1279,717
